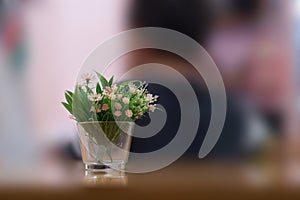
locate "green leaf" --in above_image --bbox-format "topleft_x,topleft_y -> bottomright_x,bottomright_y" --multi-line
95,71 -> 108,89
62,102 -> 72,114
96,82 -> 102,93
96,72 -> 108,89
85,86 -> 93,94
72,87 -> 91,121
72,85 -> 99,122
108,76 -> 114,86
65,92 -> 72,105
66,90 -> 73,97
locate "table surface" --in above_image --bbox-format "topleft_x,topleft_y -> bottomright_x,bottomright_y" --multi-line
1,159 -> 300,199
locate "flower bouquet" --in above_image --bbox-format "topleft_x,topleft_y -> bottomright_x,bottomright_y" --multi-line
62,72 -> 158,171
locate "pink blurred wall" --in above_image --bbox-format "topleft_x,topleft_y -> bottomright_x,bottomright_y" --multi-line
23,0 -> 128,136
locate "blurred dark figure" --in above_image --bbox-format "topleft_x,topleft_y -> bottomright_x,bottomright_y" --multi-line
129,0 -> 212,45
124,0 -> 271,161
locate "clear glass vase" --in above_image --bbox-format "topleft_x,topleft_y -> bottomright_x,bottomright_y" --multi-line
77,121 -> 134,172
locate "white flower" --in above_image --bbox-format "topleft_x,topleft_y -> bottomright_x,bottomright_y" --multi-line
101,89 -> 108,95
149,105 -> 156,112
114,111 -> 122,117
122,97 -> 130,104
146,93 -> 153,101
89,94 -> 102,101
125,109 -> 133,118
114,102 -> 122,110
117,94 -> 123,100
81,73 -> 95,82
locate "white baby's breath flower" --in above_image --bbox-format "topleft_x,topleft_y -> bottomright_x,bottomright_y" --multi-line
114,110 -> 122,117
130,87 -> 136,94
129,83 -> 136,94
122,97 -> 130,104
117,94 -> 123,100
125,109 -> 133,118
146,93 -> 153,101
136,89 -> 142,94
149,105 -> 156,112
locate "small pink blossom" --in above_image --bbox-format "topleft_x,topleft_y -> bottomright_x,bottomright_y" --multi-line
111,84 -> 117,91
125,109 -> 133,118
97,104 -> 101,113
129,83 -> 136,94
149,105 -> 155,112
114,110 -> 122,117
102,104 -> 109,111
138,111 -> 143,116
114,102 -> 122,110
105,86 -> 111,92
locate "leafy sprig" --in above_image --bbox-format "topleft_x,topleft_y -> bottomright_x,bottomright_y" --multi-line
62,72 -> 158,123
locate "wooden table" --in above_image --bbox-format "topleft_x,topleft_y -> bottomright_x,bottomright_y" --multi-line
0,159 -> 300,199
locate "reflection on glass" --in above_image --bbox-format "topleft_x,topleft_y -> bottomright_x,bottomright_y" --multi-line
83,171 -> 128,187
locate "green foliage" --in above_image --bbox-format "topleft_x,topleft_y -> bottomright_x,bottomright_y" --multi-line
95,71 -> 108,89
62,72 -> 158,123
108,76 -> 114,86
62,72 -> 158,145
96,82 -> 101,93
62,102 -> 72,114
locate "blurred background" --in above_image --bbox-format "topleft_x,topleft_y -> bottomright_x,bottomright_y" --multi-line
0,0 -> 300,191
